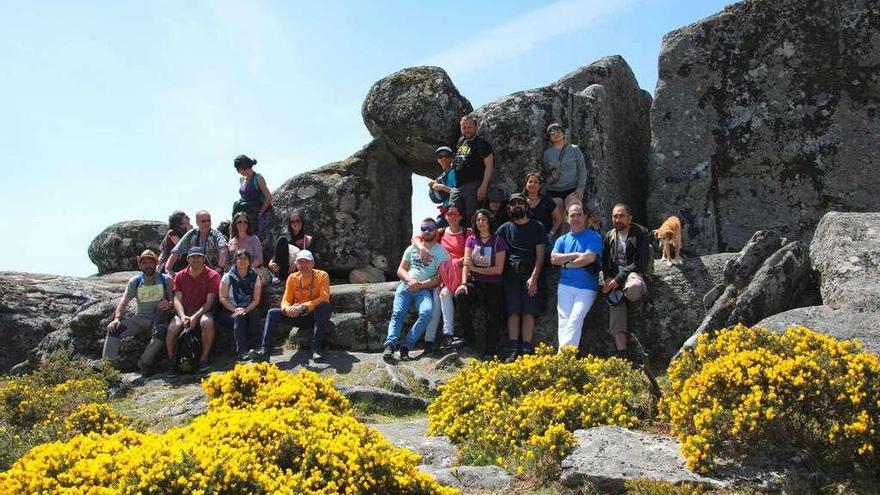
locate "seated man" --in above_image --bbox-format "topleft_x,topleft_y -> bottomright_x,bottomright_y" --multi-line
102,250 -> 173,370
165,209 -> 229,275
383,217 -> 449,362
166,246 -> 221,372
259,250 -> 331,361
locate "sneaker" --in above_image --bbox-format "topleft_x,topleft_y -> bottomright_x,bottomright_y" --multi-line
311,350 -> 323,362
257,347 -> 271,363
236,352 -> 251,362
399,346 -> 411,361
383,345 -> 395,361
423,341 -> 436,354
198,360 -> 211,373
448,336 -> 466,349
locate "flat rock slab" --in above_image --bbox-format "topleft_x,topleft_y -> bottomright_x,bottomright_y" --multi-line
560,426 -> 724,491
758,305 -> 880,355
338,385 -> 429,412
421,465 -> 512,491
373,419 -> 458,468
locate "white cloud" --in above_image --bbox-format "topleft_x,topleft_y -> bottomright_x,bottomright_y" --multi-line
424,0 -> 639,76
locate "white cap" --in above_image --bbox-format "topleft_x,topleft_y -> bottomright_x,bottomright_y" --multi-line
295,250 -> 315,262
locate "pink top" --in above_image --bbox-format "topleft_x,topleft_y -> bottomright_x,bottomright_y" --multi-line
228,235 -> 263,266
439,227 -> 471,260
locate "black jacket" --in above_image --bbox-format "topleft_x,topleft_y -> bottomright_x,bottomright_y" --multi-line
602,222 -> 651,286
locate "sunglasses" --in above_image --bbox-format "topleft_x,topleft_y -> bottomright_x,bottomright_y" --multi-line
420,225 -> 436,233
290,219 -> 302,224
235,220 -> 248,224
445,211 -> 460,217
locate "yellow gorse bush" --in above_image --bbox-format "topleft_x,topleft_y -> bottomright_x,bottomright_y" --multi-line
661,324 -> 880,474
427,346 -> 650,477
1,363 -> 459,495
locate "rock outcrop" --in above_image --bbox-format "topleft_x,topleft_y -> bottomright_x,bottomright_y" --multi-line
758,305 -> 880,355
560,426 -> 725,490
678,231 -> 811,355
472,55 -> 651,227
0,272 -> 127,373
362,66 -> 473,178
266,137 -> 412,279
88,221 -> 166,274
810,211 -> 880,312
649,0 -> 880,254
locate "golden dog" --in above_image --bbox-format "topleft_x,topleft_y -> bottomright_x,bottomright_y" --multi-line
653,216 -> 682,265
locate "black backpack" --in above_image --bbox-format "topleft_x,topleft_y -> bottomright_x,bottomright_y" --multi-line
174,327 -> 202,374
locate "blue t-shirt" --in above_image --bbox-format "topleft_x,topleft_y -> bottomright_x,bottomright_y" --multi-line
552,229 -> 603,290
399,244 -> 449,288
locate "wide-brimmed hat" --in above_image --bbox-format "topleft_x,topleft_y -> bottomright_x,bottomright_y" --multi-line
137,250 -> 158,263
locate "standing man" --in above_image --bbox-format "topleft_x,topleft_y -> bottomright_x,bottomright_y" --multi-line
550,204 -> 603,352
383,217 -> 449,362
258,250 -> 332,362
165,210 -> 229,275
102,250 -> 173,369
602,203 -> 650,360
428,145 -> 458,228
495,193 -> 546,363
166,247 -> 221,372
453,114 -> 494,226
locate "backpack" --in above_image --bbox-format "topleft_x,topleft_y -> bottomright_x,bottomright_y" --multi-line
174,327 -> 202,374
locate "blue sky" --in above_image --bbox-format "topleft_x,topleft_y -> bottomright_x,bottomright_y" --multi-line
3,0 -> 730,276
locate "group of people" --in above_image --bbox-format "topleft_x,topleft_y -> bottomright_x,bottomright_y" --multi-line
386,116 -> 652,363
103,114 -> 653,374
103,157 -> 326,374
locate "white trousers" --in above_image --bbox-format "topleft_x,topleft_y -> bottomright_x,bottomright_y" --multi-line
557,284 -> 598,350
425,287 -> 456,342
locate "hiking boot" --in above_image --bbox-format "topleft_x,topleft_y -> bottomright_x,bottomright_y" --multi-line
311,349 -> 324,362
399,346 -> 411,361
383,345 -> 395,361
521,341 -> 535,356
423,341 -> 437,354
257,347 -> 271,363
502,340 -> 520,364
198,360 -> 211,373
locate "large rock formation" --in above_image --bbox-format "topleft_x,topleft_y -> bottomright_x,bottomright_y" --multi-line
0,272 -> 127,373
649,0 -> 880,254
758,211 -> 880,354
88,221 -> 166,274
810,211 -> 880,312
678,231 -> 811,355
266,137 -> 411,279
362,66 -> 473,178
472,55 -> 652,226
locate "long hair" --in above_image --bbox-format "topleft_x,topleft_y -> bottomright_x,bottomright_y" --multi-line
521,170 -> 543,196
168,210 -> 188,236
231,211 -> 252,237
472,208 -> 493,237
286,209 -> 308,241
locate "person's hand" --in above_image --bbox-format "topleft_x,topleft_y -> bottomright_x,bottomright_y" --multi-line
268,260 -> 279,274
440,286 -> 450,298
574,188 -> 584,202
477,184 -> 488,201
419,247 -> 433,263
407,280 -> 422,293
455,285 -> 468,296
158,300 -> 172,311
182,315 -> 192,329
106,318 -> 120,333
233,307 -> 246,317
526,276 -> 538,296
428,179 -> 436,188
603,278 -> 619,294
283,306 -> 297,318
455,257 -> 464,267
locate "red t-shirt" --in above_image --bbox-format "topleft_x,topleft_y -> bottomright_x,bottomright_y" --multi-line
440,227 -> 471,260
173,266 -> 221,314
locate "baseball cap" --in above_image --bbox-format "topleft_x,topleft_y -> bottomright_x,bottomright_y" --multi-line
508,192 -> 528,205
187,246 -> 206,258
295,250 -> 315,262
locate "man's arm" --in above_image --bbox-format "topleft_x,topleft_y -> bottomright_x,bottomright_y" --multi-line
193,293 -> 216,322
531,243 -> 545,279
477,153 -> 494,201
172,290 -> 186,319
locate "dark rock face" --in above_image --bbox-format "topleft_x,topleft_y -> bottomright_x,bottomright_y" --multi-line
0,272 -> 127,372
758,305 -> 880,355
810,211 -> 880,312
472,56 -> 651,227
679,231 -> 811,355
266,137 -> 412,279
88,221 -> 166,274
649,0 -> 880,254
362,66 -> 473,178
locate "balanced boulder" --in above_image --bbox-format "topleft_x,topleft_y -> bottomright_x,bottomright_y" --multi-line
88,220 -> 166,274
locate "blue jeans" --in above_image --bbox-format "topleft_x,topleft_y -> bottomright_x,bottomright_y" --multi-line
215,308 -> 261,355
261,301 -> 332,351
384,284 -> 434,350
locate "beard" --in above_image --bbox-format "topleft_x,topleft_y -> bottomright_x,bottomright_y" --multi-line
511,207 -> 527,220
142,266 -> 156,276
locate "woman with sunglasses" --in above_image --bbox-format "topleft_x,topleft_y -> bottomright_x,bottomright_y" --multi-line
542,123 -> 587,211
228,212 -> 270,284
412,205 -> 471,353
269,210 -> 313,281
